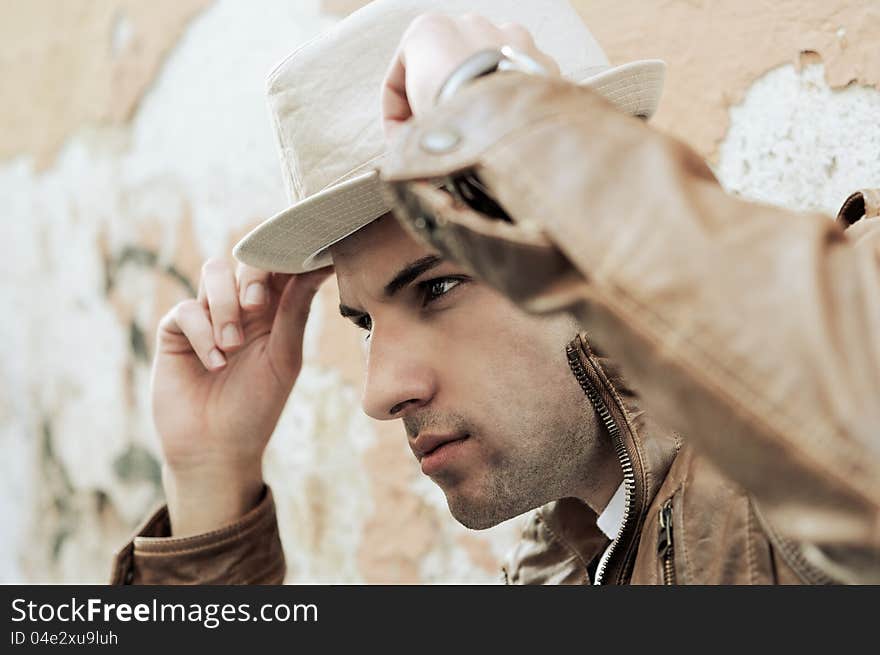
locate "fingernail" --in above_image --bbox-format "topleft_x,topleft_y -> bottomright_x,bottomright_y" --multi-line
222,323 -> 241,348
208,348 -> 226,369
244,283 -> 266,306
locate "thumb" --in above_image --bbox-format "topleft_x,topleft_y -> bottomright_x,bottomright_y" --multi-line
266,266 -> 334,378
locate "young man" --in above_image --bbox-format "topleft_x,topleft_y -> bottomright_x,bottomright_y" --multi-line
112,1 -> 880,585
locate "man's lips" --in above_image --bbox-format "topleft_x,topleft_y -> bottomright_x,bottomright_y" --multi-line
412,433 -> 471,476
411,433 -> 469,461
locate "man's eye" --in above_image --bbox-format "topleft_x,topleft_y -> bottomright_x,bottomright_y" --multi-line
421,277 -> 464,305
356,314 -> 372,333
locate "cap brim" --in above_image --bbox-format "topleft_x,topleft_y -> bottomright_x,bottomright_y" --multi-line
579,59 -> 665,119
234,59 -> 665,274
233,170 -> 387,274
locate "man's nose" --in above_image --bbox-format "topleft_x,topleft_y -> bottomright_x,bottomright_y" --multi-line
361,324 -> 435,421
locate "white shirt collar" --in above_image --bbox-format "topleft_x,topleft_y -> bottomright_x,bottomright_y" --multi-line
595,482 -> 626,540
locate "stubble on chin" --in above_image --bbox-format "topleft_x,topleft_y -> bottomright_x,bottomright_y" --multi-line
437,460 -> 538,530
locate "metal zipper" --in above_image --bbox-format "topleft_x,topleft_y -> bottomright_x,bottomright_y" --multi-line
658,498 -> 677,585
566,341 -> 637,585
567,340 -> 836,586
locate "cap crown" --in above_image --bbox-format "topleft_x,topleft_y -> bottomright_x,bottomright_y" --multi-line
266,0 -> 610,204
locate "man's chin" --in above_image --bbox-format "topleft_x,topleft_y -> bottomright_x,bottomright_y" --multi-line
444,492 -> 521,530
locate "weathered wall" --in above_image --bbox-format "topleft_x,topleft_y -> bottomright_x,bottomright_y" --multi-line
573,0 -> 880,162
1,0 -> 212,169
2,1 -> 878,583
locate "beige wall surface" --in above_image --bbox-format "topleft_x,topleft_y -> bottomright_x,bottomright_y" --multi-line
2,1 -> 878,583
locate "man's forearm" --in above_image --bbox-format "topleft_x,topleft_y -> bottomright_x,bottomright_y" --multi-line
162,463 -> 265,538
110,485 -> 285,585
381,72 -> 880,581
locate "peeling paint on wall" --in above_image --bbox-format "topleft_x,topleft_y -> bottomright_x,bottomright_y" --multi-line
571,0 -> 880,160
1,0 -> 213,168
716,63 -> 880,214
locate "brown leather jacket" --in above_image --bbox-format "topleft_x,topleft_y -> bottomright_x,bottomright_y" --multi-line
111,73 -> 880,585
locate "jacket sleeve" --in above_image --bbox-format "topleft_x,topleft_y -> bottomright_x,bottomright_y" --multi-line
110,485 -> 286,585
380,72 -> 880,583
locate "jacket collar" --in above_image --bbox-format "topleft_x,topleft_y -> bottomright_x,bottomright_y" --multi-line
537,333 -> 680,583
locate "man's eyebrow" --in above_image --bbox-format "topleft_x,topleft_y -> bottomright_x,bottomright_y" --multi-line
337,255 -> 444,319
383,255 -> 442,298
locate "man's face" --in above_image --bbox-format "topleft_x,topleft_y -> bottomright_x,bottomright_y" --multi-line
330,214 -> 611,529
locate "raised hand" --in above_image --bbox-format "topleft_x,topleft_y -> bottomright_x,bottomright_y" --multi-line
151,257 -> 332,536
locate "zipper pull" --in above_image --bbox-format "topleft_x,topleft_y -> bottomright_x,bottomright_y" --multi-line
657,499 -> 674,558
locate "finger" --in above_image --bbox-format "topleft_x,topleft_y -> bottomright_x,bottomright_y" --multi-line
458,13 -> 504,46
267,266 -> 334,376
540,54 -> 561,77
158,299 -> 227,371
500,23 -> 560,76
383,12 -> 459,137
498,21 -> 534,50
497,22 -> 560,76
200,258 -> 243,351
268,271 -> 294,296
236,263 -> 272,310
459,12 -> 501,33
381,41 -> 411,139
